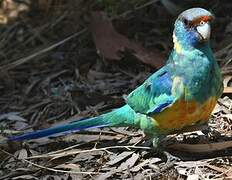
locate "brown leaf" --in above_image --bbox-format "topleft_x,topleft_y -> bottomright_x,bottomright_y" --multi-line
72,150 -> 102,163
18,149 -> 28,159
131,45 -> 165,68
89,11 -> 128,60
117,153 -> 139,170
223,87 -> 232,94
89,11 -> 165,68
212,103 -> 223,114
12,175 -> 38,180
55,163 -> 81,171
95,168 -> 117,180
223,75 -> 232,93
223,75 -> 232,87
186,174 -> 200,180
168,140 -> 232,153
64,134 -> 123,144
130,159 -> 150,172
106,151 -> 134,166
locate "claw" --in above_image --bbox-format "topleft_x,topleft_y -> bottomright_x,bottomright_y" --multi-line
163,151 -> 180,163
151,136 -> 181,163
152,137 -> 160,149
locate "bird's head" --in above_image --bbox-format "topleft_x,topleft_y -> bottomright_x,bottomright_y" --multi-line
173,8 -> 214,52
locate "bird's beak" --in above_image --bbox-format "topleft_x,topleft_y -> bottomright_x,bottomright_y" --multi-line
196,22 -> 211,41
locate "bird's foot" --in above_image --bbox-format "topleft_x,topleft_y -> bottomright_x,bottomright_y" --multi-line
143,136 -> 181,164
152,135 -> 170,150
163,151 -> 180,163
152,136 -> 161,149
152,136 -> 181,164
139,136 -> 163,152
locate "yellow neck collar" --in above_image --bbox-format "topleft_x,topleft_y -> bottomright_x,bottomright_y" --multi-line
173,34 -> 182,53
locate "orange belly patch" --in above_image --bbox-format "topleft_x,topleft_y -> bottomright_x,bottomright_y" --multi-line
152,97 -> 217,133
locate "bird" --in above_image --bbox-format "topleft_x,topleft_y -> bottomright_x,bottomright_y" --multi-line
5,8 -> 223,148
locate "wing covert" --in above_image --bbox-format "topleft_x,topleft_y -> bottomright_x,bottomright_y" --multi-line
127,66 -> 176,115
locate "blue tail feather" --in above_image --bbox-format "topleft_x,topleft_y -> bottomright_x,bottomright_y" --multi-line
8,105 -> 136,141
8,117 -> 109,141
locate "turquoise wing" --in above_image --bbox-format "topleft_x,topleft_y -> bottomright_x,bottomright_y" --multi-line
127,65 -> 176,115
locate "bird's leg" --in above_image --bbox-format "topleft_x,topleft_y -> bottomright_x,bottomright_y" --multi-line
152,134 -> 173,150
140,134 -> 180,167
152,136 -> 162,150
163,151 -> 180,163
152,136 -> 181,163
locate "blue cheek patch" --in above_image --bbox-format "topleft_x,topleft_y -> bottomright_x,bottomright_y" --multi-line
174,21 -> 199,47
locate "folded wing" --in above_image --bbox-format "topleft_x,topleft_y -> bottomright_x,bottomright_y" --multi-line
127,65 -> 177,115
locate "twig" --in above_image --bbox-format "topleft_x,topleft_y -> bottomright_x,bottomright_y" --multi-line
0,149 -> 100,175
167,140 -> 232,153
214,167 -> 232,179
0,28 -> 87,71
27,145 -> 151,159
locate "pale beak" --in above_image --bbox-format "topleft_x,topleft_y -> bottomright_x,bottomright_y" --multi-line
196,22 -> 211,41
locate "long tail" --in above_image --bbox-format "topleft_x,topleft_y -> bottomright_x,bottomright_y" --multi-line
8,105 -> 137,141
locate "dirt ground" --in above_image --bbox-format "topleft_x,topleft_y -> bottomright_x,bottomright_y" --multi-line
0,1 -> 232,179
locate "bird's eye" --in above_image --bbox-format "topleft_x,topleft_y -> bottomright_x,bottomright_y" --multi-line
199,21 -> 205,26
183,19 -> 189,26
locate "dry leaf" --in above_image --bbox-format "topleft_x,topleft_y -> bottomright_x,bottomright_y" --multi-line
213,103 -> 223,114
117,153 -> 139,170
89,11 -> 165,68
64,134 -> 123,144
168,140 -> 232,153
107,151 -> 134,166
7,114 -> 27,122
55,163 -> 81,171
223,75 -> 232,93
0,0 -> 29,24
150,157 -> 162,164
0,112 -> 27,122
186,174 -> 200,180
12,175 -> 38,180
18,149 -> 28,159
90,11 -> 129,60
131,159 -> 150,172
95,168 -> 117,180
223,87 -> 232,94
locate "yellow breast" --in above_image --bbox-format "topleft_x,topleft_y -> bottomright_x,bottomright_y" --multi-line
152,97 -> 217,133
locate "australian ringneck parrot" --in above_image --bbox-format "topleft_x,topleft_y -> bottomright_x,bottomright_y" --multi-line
5,8 -> 223,147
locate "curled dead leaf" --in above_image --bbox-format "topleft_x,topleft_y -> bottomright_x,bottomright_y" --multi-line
168,140 -> 232,153
117,153 -> 139,170
89,11 -> 165,68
